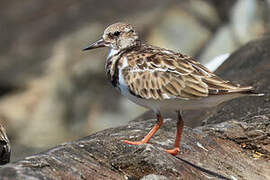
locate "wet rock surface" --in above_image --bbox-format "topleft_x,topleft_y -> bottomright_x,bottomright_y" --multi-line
0,36 -> 269,179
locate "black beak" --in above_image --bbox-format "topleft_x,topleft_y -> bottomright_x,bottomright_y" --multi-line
82,39 -> 106,51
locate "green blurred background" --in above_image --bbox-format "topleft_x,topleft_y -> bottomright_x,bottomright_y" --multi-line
0,0 -> 269,161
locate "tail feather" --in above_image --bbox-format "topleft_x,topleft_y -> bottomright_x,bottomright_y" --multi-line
241,90 -> 264,97
211,85 -> 264,96
203,74 -> 264,96
231,86 -> 264,96
227,85 -> 253,93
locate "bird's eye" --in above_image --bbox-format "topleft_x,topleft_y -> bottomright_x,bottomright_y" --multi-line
113,31 -> 120,36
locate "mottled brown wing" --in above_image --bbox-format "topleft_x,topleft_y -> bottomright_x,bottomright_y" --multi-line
121,51 -> 252,100
121,53 -> 207,100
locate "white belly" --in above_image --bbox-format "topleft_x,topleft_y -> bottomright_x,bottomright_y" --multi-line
118,88 -> 245,115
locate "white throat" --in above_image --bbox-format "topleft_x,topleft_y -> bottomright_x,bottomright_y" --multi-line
107,48 -> 120,59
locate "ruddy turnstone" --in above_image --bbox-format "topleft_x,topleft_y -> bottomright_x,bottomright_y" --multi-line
83,22 -> 263,156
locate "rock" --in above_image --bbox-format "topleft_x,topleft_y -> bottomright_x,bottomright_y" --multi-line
0,36 -> 269,179
0,124 -> 10,165
141,174 -> 169,180
203,36 -> 270,126
182,36 -> 270,130
0,113 -> 268,179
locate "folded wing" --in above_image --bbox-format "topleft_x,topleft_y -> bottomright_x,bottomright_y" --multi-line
121,51 -> 252,100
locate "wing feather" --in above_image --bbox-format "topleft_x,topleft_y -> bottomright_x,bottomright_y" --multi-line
121,47 -> 252,100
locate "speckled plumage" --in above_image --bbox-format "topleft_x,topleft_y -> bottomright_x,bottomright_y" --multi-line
113,44 -> 253,101
83,22 -> 262,156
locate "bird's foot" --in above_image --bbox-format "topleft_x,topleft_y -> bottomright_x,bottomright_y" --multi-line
123,140 -> 180,156
122,140 -> 147,145
165,147 -> 180,156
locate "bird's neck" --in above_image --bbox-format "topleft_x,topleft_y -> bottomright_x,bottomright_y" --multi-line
105,48 -> 123,87
107,48 -> 120,60
107,39 -> 141,59
105,45 -> 139,88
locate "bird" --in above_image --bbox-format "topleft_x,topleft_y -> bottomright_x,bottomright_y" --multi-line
82,22 -> 263,156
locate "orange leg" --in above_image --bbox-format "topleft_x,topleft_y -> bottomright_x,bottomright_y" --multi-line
165,111 -> 184,156
122,113 -> 163,145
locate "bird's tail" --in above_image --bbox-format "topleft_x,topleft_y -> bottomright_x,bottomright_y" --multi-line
234,86 -> 264,96
245,91 -> 264,96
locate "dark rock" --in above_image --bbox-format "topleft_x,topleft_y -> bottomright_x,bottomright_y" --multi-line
182,36 -> 270,129
204,36 -> 270,125
0,125 -> 10,165
0,116 -> 269,179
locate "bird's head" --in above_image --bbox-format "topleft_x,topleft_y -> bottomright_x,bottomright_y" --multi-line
83,22 -> 140,51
